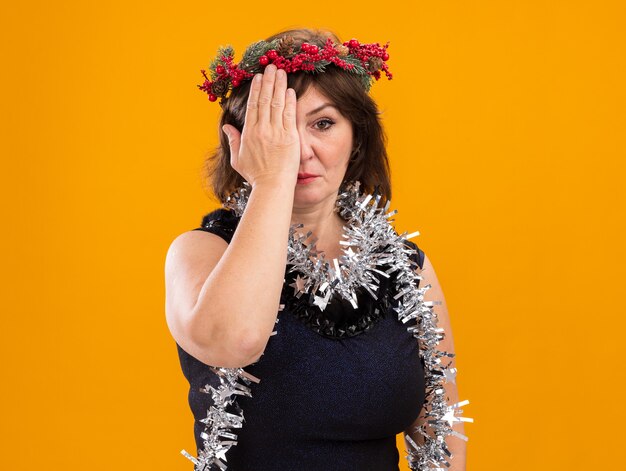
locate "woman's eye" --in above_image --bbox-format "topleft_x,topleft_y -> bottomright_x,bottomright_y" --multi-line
314,119 -> 335,131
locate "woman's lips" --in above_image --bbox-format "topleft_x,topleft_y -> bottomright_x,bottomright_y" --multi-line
296,175 -> 318,185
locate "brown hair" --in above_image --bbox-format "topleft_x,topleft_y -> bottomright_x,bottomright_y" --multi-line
202,27 -> 392,207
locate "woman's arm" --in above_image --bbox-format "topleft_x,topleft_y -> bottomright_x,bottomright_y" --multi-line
165,65 -> 300,369
165,182 -> 295,368
403,253 -> 469,470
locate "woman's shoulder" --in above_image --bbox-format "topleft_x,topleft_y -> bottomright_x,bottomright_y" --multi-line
192,207 -> 241,244
198,207 -> 240,228
401,239 -> 425,270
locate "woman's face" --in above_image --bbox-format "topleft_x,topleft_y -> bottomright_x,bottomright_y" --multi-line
292,84 -> 354,207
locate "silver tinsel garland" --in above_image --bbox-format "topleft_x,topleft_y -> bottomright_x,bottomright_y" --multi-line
180,180 -> 472,470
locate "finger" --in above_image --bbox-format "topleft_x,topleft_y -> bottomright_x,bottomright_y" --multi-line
245,73 -> 263,126
283,88 -> 297,132
258,64 -> 277,126
222,124 -> 240,167
270,68 -> 287,128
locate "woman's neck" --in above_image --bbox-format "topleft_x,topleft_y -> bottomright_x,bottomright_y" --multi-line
290,197 -> 347,260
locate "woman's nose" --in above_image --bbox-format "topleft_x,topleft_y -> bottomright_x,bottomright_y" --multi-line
298,131 -> 314,161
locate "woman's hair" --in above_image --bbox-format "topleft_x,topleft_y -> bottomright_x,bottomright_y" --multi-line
203,27 -> 392,206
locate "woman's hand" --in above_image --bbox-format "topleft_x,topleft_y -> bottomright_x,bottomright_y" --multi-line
222,64 -> 300,189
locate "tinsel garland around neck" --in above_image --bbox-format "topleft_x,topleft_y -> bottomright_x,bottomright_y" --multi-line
225,180 -> 415,339
180,180 -> 472,471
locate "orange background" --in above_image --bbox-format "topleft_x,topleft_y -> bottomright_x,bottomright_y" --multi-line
1,1 -> 624,470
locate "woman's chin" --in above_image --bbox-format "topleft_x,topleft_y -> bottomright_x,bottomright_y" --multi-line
293,187 -> 324,205
293,192 -> 316,204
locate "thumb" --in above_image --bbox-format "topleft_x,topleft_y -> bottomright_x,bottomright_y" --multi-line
222,125 -> 240,161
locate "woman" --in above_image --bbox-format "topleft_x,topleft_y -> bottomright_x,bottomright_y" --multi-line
165,28 -> 470,471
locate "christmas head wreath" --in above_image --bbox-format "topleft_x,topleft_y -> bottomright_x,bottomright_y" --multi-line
197,36 -> 392,105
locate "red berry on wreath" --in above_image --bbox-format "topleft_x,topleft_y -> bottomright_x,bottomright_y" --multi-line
216,65 -> 225,74
267,50 -> 278,60
232,79 -> 240,87
348,39 -> 359,48
382,52 -> 389,61
259,56 -> 269,66
208,94 -> 217,102
308,45 -> 318,54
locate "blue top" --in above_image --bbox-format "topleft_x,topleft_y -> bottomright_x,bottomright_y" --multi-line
176,208 -> 426,470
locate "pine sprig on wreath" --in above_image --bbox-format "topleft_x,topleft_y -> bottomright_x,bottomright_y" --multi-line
239,39 -> 279,73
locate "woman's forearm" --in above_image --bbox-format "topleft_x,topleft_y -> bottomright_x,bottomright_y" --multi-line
405,379 -> 467,470
445,380 -> 467,469
188,180 -> 295,366
448,422 -> 467,470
